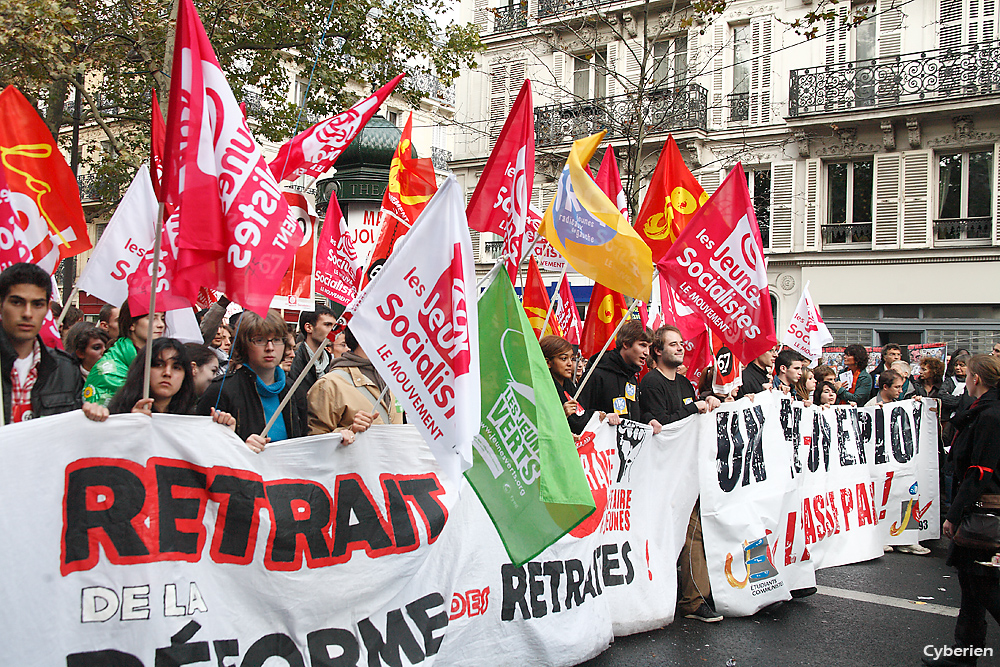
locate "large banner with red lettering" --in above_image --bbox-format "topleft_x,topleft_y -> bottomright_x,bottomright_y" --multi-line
700,393 -> 939,616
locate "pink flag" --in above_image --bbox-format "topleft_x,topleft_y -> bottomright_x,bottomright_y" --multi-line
150,90 -> 165,202
593,146 -> 629,222
0,167 -> 32,271
554,274 -> 582,345
314,192 -> 362,306
657,163 -> 777,365
269,74 -> 405,183
161,0 -> 302,316
466,79 -> 534,278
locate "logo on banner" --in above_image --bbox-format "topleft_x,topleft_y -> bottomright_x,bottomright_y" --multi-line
724,535 -> 779,594
570,431 -> 613,538
890,481 -> 931,534
614,422 -> 645,484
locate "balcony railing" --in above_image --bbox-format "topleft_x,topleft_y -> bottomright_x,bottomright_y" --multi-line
484,240 -> 504,259
537,0 -> 616,17
431,146 -> 452,171
822,223 -> 872,245
409,71 -> 457,107
493,3 -> 527,32
534,85 -> 708,147
789,40 -> 1000,117
728,92 -> 749,122
934,217 -> 992,241
77,174 -> 100,203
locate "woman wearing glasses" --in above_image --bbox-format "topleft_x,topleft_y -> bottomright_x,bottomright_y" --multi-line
197,310 -> 312,452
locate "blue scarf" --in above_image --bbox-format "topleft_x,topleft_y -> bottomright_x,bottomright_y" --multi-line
255,367 -> 288,441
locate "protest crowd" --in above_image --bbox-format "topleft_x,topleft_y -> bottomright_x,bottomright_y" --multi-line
3,1 -> 1000,664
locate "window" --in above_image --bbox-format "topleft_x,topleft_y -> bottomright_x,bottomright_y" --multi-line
573,52 -> 606,100
388,110 -> 398,125
745,167 -> 771,248
936,150 -> 993,240
652,36 -> 688,88
730,24 -> 751,121
295,78 -> 309,107
825,159 -> 874,244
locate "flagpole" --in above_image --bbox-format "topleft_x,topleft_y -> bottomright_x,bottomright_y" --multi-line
142,203 -> 166,402
539,263 -> 568,339
56,286 -> 81,327
573,297 -> 639,402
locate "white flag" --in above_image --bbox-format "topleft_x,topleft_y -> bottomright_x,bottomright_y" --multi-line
781,285 -> 833,360
75,166 -> 158,306
348,176 -> 480,483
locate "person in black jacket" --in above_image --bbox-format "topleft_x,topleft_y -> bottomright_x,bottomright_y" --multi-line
640,325 -> 720,432
197,309 -> 314,451
577,319 -> 650,424
924,355 -> 1000,667
289,305 -> 336,392
736,345 -> 778,398
540,335 -> 593,435
0,263 -> 82,424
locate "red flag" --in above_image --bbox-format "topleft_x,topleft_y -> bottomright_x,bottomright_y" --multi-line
269,74 -> 404,183
593,147 -> 628,222
150,89 -> 166,202
314,191 -> 362,306
0,86 -> 92,273
0,166 -> 32,271
659,272 -> 706,340
466,79 -> 534,278
554,274 -> 582,345
634,135 -> 708,262
271,192 -> 315,309
522,257 -> 561,339
161,0 -> 302,316
580,283 -> 628,359
681,327 -> 712,391
522,203 -> 565,272
657,163 -> 777,365
710,329 -> 744,395
363,115 -> 437,284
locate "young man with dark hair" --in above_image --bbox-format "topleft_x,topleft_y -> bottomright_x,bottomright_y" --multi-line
773,349 -> 807,390
97,303 -> 120,340
869,343 -> 902,402
0,263 -> 83,423
577,319 -> 651,424
865,369 -> 904,406
639,324 -> 722,622
737,345 -> 778,398
289,305 -> 336,391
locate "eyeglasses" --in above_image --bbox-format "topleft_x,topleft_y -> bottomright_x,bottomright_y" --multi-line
250,337 -> 286,348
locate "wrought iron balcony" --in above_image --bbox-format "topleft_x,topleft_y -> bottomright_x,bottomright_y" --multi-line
484,240 -> 504,259
728,92 -> 749,122
934,217 -> 992,241
431,146 -> 452,171
534,85 -> 708,147
408,71 -> 457,107
537,0 -> 616,18
77,174 -> 100,203
492,3 -> 527,32
821,223 -> 872,245
789,40 -> 1000,117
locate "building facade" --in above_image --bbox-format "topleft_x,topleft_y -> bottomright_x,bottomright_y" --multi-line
450,0 -> 1000,353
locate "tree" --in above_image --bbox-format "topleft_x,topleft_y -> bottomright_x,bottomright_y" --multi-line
0,0 -> 482,210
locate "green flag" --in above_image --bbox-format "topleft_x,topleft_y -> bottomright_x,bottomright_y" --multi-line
466,270 -> 595,565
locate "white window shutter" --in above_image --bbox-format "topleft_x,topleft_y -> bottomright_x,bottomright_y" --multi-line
770,162 -> 794,252
749,16 -> 772,126
873,153 -> 902,249
940,0 -> 963,49
687,28 -> 700,83
877,0 -> 903,57
826,6 -> 849,65
697,169 -> 722,195
711,23 -> 724,128
475,0 -> 489,33
470,229 -> 481,263
994,142 -> 1000,245
624,38 -> 642,89
900,150 -> 932,248
489,64 -> 508,148
510,61 -> 526,95
804,158 -> 821,249
606,42 -> 619,97
553,51 -> 567,102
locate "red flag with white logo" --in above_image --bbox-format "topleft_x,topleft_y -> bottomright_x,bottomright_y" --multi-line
466,79 -> 534,278
347,176 -> 479,483
554,274 -> 582,345
593,146 -> 628,222
314,191 -> 362,307
0,86 -> 92,273
681,326 -> 712,391
579,283 -> 628,360
658,163 -> 777,365
269,74 -> 404,183
161,0 -> 302,316
710,330 -> 744,395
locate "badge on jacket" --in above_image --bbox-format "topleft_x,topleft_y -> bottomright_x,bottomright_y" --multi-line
613,396 -> 628,415
625,383 -> 636,401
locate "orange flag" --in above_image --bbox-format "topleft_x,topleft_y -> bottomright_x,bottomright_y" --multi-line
522,256 -> 561,339
363,114 -> 437,285
579,282 -> 629,359
0,86 -> 92,272
633,135 -> 708,262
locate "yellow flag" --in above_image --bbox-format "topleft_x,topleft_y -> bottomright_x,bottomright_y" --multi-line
540,132 -> 652,301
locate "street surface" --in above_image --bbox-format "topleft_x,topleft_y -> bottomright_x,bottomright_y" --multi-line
580,538 -> 1000,667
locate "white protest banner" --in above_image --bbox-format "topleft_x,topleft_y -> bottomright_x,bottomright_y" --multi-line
75,165 -> 158,305
781,285 -> 833,361
348,176 -> 480,484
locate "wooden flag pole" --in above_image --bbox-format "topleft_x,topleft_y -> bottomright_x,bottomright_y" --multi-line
56,286 -> 81,327
572,297 -> 639,402
539,263 -> 569,338
142,203 -> 166,402
260,336 -> 329,438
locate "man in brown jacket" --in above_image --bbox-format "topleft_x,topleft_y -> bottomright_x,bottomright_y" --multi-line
307,327 -> 403,436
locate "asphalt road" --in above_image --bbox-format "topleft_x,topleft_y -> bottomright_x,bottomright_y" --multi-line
579,538 -> 1000,667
